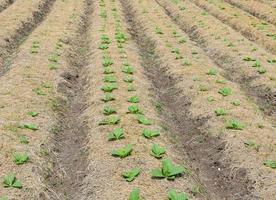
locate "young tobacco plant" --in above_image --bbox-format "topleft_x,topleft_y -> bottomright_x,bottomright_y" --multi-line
98,44 -> 109,50
108,128 -> 124,141
27,111 -> 39,117
13,152 -> 29,165
143,129 -> 160,139
123,76 -> 134,83
103,106 -> 116,115
225,119 -> 245,130
103,75 -> 117,83
128,105 -> 143,114
122,168 -> 140,182
3,174 -> 22,189
151,143 -> 166,158
102,93 -> 115,102
101,83 -> 118,92
263,159 -> 276,169
99,116 -> 120,125
128,96 -> 139,103
103,67 -> 115,74
137,115 -> 152,125
101,35 -> 111,44
122,65 -> 134,74
111,144 -> 133,158
168,189 -> 189,200
151,159 -> 185,180
218,87 -> 232,96
129,188 -> 142,200
127,84 -> 136,91
215,108 -> 227,116
207,68 -> 217,75
102,57 -> 113,67
19,123 -> 39,131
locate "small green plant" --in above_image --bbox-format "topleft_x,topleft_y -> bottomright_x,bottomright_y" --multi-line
207,68 -> 217,75
155,27 -> 163,34
18,135 -> 29,144
128,96 -> 139,103
122,168 -> 140,182
151,159 -> 185,180
103,75 -> 117,83
122,65 -> 134,74
102,93 -> 115,102
103,106 -> 116,115
27,111 -> 39,117
101,83 -> 118,92
124,76 -> 134,83
257,68 -> 266,74
244,140 -> 260,152
178,37 -> 186,43
112,144 -> 133,158
215,108 -> 227,116
168,189 -> 189,200
231,99 -> 240,106
129,188 -> 142,200
225,119 -> 245,130
3,174 -> 22,189
98,44 -> 109,50
128,105 -> 143,114
151,143 -> 166,158
108,128 -> 124,141
216,79 -> 226,84
103,67 -> 115,74
99,116 -> 120,125
33,87 -> 46,96
115,32 -> 127,43
143,129 -> 160,139
252,60 -> 261,68
171,48 -> 180,54
243,56 -> 256,61
128,84 -> 136,91
101,35 -> 111,44
137,115 -> 152,125
13,152 -> 29,165
102,57 -> 113,67
19,123 -> 39,131
218,87 -> 232,96
0,197 -> 8,200
48,53 -> 59,63
182,59 -> 191,66
263,159 -> 276,169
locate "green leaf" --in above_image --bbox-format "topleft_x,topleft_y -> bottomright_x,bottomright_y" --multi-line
155,27 -> 163,34
216,79 -> 226,84
27,111 -> 39,117
103,67 -> 115,74
102,58 -> 113,67
115,32 -> 127,43
3,174 -> 22,189
215,108 -> 227,116
243,56 -> 256,61
231,99 -> 240,106
99,116 -> 120,125
18,135 -> 29,144
128,96 -> 139,103
101,35 -> 111,44
103,106 -> 116,115
33,87 -> 46,96
122,65 -> 134,74
252,60 -> 261,68
218,87 -> 232,96
257,68 -> 266,74
122,168 -> 140,182
151,143 -> 166,158
0,197 -> 8,200
264,159 -> 276,169
98,44 -> 109,50
151,168 -> 165,178
124,76 -> 134,83
137,115 -> 152,125
13,152 -> 29,165
168,189 -> 189,200
127,84 -> 136,91
101,83 -> 118,92
207,68 -> 217,75
20,123 -> 39,131
129,188 -> 142,200
171,48 -> 180,54
128,105 -> 143,114
108,128 -> 124,141
111,144 -> 133,158
103,75 -> 117,83
102,93 -> 115,102
225,119 -> 245,130
143,129 -> 160,139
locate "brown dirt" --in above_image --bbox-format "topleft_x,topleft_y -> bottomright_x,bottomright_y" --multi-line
0,0 -> 14,12
155,0 -> 276,121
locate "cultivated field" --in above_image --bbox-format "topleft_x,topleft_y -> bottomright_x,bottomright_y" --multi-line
0,0 -> 275,199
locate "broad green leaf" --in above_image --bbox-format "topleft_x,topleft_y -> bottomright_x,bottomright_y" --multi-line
151,168 -> 165,178
124,76 -> 134,83
99,116 -> 120,125
143,129 -> 160,139
101,83 -> 118,92
207,68 -> 217,75
122,65 -> 134,74
3,174 -> 22,189
102,58 -> 113,67
102,93 -> 115,102
122,168 -> 140,182
137,115 -> 152,125
128,96 -> 139,103
98,44 -> 109,50
225,119 -> 245,130
103,67 -> 115,74
101,35 -> 111,44
20,124 -> 39,131
18,135 -> 29,144
128,84 -> 136,91
103,106 -> 116,115
103,75 -> 117,83
27,111 -> 39,117
13,152 -> 29,165
214,108 -> 227,116
264,159 -> 276,169
108,128 -> 124,141
218,87 -> 232,96
128,105 -> 143,114
151,143 -> 166,158
129,188 -> 141,200
112,144 -> 133,158
168,189 -> 189,200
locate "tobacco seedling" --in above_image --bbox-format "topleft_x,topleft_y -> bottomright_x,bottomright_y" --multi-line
151,159 -> 185,180
182,59 -> 191,66
143,129 -> 160,139
103,67 -> 115,74
257,68 -> 266,74
207,68 -> 217,75
101,83 -> 118,92
122,65 -> 134,74
116,32 -> 127,43
218,87 -> 232,96
33,87 -> 46,96
151,143 -> 166,158
225,119 -> 245,130
98,44 -> 109,50
244,140 -> 260,152
124,76 -> 134,83
13,152 -> 29,165
231,99 -> 240,106
103,106 -> 116,115
103,75 -> 117,83
128,105 -> 143,114
103,58 -> 113,67
178,37 -> 186,43
155,27 -> 163,34
252,60 -> 261,68
101,35 -> 111,44
168,189 -> 189,200
263,159 -> 276,169
27,111 -> 39,117
122,168 -> 140,182
243,56 -> 256,61
99,116 -> 120,125
128,84 -> 136,91
129,188 -> 142,200
128,96 -> 139,103
19,123 -> 39,131
48,53 -> 59,63
102,93 -> 115,102
171,48 -> 180,54
215,108 -> 227,116
111,144 -> 133,158
3,174 -> 22,189
137,115 -> 152,125
216,79 -> 226,84
108,128 -> 124,141
19,135 -> 29,144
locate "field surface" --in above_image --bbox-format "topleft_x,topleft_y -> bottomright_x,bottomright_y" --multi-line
0,0 -> 275,199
